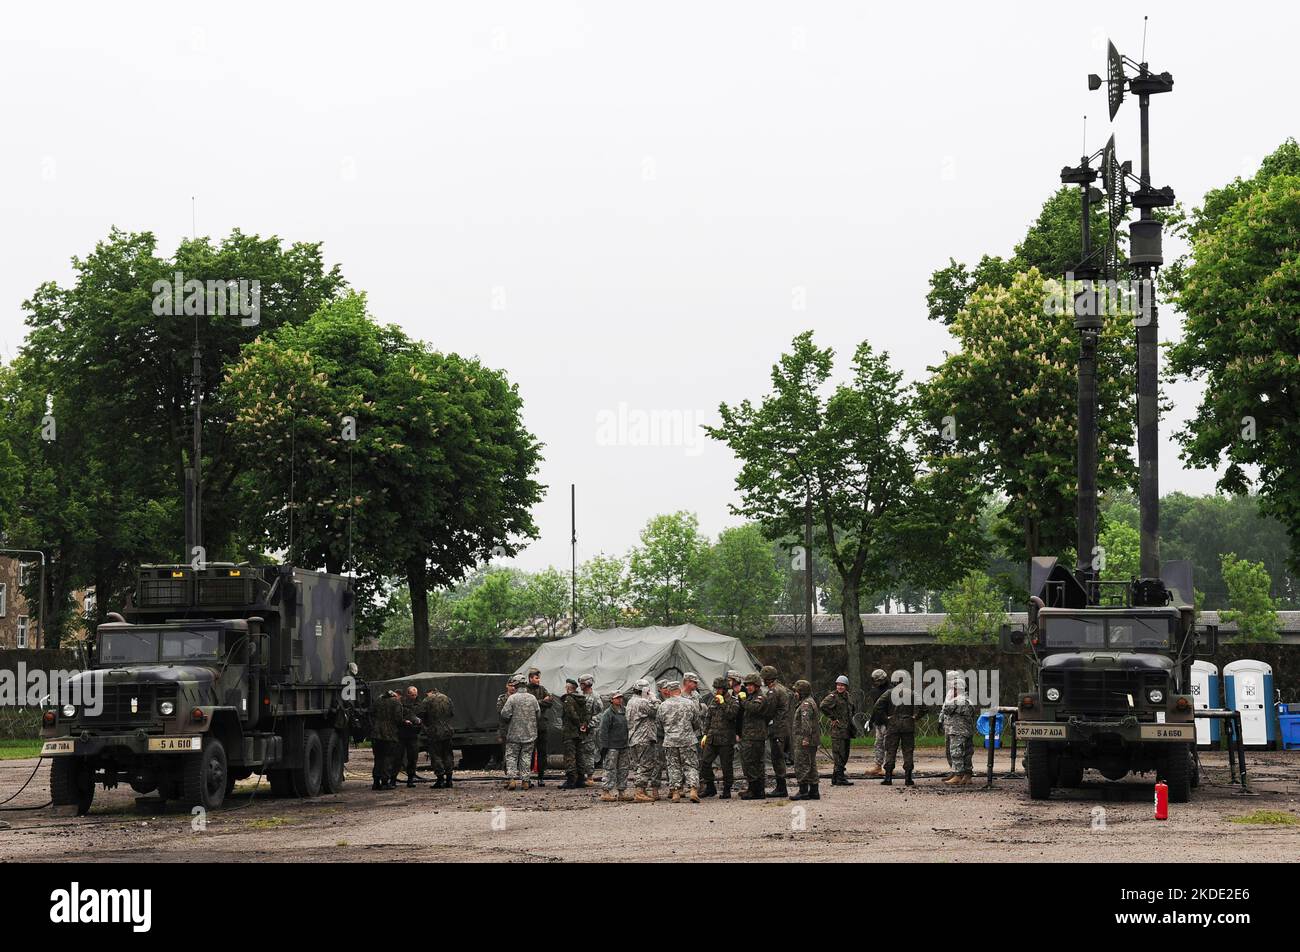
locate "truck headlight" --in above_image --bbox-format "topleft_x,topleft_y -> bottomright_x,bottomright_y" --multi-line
61,704 -> 76,718
160,701 -> 175,716
1045,687 -> 1060,702
1148,689 -> 1164,704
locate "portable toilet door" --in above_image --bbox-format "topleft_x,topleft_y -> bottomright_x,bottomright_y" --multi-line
1190,660 -> 1221,747
1224,660 -> 1276,748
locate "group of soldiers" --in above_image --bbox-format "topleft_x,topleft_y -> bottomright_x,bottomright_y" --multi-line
490,663 -> 979,803
368,683 -> 456,790
370,664 -> 981,798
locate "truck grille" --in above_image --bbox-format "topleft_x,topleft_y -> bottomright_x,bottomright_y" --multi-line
1045,670 -> 1166,714
81,684 -> 178,726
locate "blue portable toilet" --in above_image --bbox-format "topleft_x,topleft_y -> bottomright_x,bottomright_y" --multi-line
1224,660 -> 1276,748
1190,660 -> 1221,747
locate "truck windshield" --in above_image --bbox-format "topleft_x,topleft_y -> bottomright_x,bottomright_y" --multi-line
99,630 -> 158,664
98,628 -> 223,663
1043,616 -> 1171,649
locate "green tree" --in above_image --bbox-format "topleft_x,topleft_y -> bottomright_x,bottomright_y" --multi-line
916,269 -> 1135,575
450,569 -> 523,643
1219,553 -> 1281,644
223,293 -> 544,663
1165,141 -> 1300,578
518,567 -> 571,638
701,523 -> 782,639
935,571 -> 1009,644
576,553 -> 631,630
1097,518 -> 1140,581
707,333 -> 982,683
628,512 -> 707,626
0,229 -> 343,645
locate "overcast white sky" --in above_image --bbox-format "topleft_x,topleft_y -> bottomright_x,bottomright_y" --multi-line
0,1 -> 1293,573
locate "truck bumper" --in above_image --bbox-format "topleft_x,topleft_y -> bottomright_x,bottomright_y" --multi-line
1015,719 -> 1194,743
40,734 -> 203,757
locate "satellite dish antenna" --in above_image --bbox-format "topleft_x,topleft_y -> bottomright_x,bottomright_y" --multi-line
1101,135 -> 1129,278
1106,41 -> 1127,120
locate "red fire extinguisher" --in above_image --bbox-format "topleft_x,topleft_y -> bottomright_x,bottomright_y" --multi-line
1154,780 -> 1169,820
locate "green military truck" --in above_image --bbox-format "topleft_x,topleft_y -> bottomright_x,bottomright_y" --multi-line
41,563 -> 360,814
1008,558 -> 1204,802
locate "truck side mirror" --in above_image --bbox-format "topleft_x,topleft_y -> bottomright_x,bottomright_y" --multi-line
1195,624 -> 1219,657
999,624 -> 1026,653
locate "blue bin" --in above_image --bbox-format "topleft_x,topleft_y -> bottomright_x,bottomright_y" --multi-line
1280,705 -> 1300,751
976,712 -> 1004,749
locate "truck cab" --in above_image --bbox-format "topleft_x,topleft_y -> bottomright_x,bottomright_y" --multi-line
1012,557 -> 1201,801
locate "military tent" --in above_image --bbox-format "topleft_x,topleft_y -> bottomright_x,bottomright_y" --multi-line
514,624 -> 760,700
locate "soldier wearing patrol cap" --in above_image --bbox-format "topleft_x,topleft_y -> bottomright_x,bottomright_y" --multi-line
524,667 -> 554,785
579,674 -> 602,786
863,668 -> 891,777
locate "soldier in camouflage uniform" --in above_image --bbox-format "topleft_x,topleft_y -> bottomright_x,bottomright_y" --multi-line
627,679 -> 660,802
761,665 -> 793,798
420,684 -> 456,788
596,690 -> 631,801
499,674 -> 541,790
863,669 -> 891,777
580,674 -> 603,787
560,678 -> 590,789
789,680 -> 822,800
871,675 -> 920,786
940,673 -> 977,786
819,675 -> 856,786
495,679 -> 514,772
649,680 -> 670,799
370,689 -> 403,790
524,668 -> 554,785
700,676 -> 738,798
656,680 -> 704,802
396,685 -> 424,787
739,673 -> 776,800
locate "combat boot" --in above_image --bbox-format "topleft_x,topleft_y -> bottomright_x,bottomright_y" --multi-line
600,790 -> 618,802
771,777 -> 789,798
955,773 -> 973,785
619,789 -> 635,801
719,784 -> 732,800
863,764 -> 884,778
840,772 -> 854,785
671,789 -> 682,803
633,786 -> 654,803
700,780 -> 717,798
904,769 -> 915,786
445,775 -> 453,789
789,782 -> 810,800
739,785 -> 765,800
371,780 -> 383,791
880,771 -> 894,785
807,783 -> 820,800
523,780 -> 533,790
688,787 -> 700,803
650,787 -> 661,802
505,779 -> 517,790
583,777 -> 596,787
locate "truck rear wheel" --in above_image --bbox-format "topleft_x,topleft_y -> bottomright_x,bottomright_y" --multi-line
291,729 -> 324,798
183,737 -> 228,811
321,729 -> 346,794
1025,742 -> 1055,800
50,758 -> 95,815
1163,742 -> 1192,804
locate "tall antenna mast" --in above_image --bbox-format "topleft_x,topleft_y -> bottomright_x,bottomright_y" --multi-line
570,483 -> 577,634
183,325 -> 203,563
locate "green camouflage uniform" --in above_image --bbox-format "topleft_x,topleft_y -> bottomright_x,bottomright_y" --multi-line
819,689 -> 855,780
872,687 -> 920,777
561,690 -> 590,782
738,683 -> 775,792
420,689 -> 456,782
940,689 -> 977,776
700,684 -> 739,791
369,693 -> 402,787
792,691 -> 821,784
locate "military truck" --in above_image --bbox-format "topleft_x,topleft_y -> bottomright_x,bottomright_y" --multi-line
1008,559 -> 1206,802
40,562 -> 360,814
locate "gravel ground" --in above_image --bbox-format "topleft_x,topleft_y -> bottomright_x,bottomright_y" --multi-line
1,746 -> 1297,862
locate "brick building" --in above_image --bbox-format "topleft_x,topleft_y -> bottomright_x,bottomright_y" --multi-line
0,555 -> 95,650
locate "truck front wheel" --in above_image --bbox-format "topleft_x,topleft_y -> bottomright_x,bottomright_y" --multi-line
1025,742 -> 1055,800
1162,742 -> 1192,804
183,737 -> 229,811
50,758 -> 95,815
